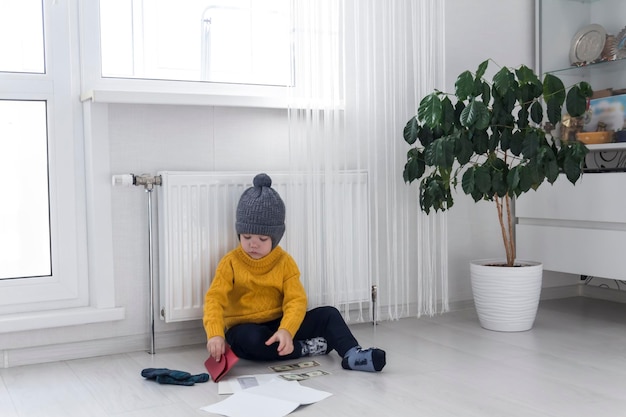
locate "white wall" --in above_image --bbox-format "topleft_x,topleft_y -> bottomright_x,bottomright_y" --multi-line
444,0 -> 536,302
6,0 -> 577,365
108,105 -> 290,343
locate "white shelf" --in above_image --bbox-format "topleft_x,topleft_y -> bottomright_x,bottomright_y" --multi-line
585,142 -> 626,151
547,58 -> 626,77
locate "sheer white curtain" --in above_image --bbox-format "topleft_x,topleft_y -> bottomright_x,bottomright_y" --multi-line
287,0 -> 447,321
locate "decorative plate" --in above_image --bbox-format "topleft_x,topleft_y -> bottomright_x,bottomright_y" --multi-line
601,35 -> 617,62
569,23 -> 607,65
616,26 -> 626,59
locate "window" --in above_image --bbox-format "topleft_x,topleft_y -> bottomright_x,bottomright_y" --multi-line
0,0 -> 89,317
0,0 -> 45,74
0,100 -> 51,280
99,0 -> 292,86
0,1 -> 52,282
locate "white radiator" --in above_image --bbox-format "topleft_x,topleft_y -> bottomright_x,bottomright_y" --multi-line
157,171 -> 370,323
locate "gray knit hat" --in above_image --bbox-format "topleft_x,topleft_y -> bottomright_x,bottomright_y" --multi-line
236,173 -> 285,249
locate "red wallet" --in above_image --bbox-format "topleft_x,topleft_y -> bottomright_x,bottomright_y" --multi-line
204,345 -> 239,382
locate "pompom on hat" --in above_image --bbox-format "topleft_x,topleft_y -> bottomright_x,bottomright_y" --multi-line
236,173 -> 286,249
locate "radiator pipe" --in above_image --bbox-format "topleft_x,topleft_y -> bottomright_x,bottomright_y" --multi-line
371,284 -> 377,326
133,174 -> 162,355
111,173 -> 162,354
146,187 -> 155,355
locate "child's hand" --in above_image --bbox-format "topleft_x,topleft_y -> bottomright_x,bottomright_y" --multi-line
207,336 -> 226,362
265,328 -> 294,356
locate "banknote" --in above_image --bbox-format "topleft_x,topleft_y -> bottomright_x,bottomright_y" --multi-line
278,369 -> 331,381
269,360 -> 321,372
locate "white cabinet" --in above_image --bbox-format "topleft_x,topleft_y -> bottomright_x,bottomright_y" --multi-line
516,173 -> 626,279
516,0 -> 626,279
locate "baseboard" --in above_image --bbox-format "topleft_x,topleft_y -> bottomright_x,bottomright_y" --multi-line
357,298 -> 475,324
579,284 -> 626,303
540,284 -> 626,303
540,284 -> 583,300
1,327 -> 206,368
4,285 -> 625,368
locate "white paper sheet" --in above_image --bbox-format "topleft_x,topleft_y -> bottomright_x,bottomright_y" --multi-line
246,380 -> 332,405
202,391 -> 300,417
218,374 -> 283,395
201,379 -> 332,417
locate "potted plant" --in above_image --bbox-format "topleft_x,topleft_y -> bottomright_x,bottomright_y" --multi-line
402,59 -> 592,331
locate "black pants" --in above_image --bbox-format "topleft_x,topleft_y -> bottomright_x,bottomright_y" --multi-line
225,306 -> 359,361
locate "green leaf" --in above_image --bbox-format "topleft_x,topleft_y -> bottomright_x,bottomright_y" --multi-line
530,100 -> 543,125
470,188 -> 483,202
474,164 -> 491,194
544,157 -> 559,183
461,166 -> 475,194
472,130 -> 489,154
521,130 -> 540,158
493,67 -> 513,96
566,86 -> 588,117
403,117 -> 420,145
455,133 -> 474,165
482,81 -> 491,104
516,65 -> 540,87
418,93 -> 443,127
519,84 -> 533,109
499,88 -> 517,114
455,71 -> 475,100
427,137 -> 455,169
488,128 -> 501,152
543,73 -> 565,103
441,96 -> 456,134
473,79 -> 485,97
454,101 -> 466,128
578,81 -> 593,98
560,142 -> 587,183
546,97 -> 562,126
509,130 -> 524,156
420,176 -> 452,213
490,160 -> 508,197
563,155 -> 583,183
517,106 -> 529,129
499,127 -> 513,152
507,165 -> 521,190
518,165 -> 534,192
569,140 -> 590,159
490,157 -> 507,172
403,148 -> 425,183
460,100 -> 489,129
475,60 -> 489,80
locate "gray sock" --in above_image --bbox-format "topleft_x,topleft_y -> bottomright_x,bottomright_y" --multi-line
341,346 -> 386,372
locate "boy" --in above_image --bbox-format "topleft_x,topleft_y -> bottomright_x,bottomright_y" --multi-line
203,173 -> 385,372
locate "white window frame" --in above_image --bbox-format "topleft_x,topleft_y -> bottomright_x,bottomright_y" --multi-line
0,0 -> 123,332
80,1 -> 291,108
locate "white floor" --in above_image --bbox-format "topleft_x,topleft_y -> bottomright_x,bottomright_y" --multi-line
2,296 -> 626,417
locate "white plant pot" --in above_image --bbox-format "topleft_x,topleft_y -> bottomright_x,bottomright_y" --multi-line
470,259 -> 543,332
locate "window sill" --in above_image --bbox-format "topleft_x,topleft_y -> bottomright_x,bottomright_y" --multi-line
0,307 -> 125,334
81,88 -> 346,111
80,77 -> 292,109
81,88 -> 291,109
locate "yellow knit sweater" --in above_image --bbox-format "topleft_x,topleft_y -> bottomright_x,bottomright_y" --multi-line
203,245 -> 307,340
